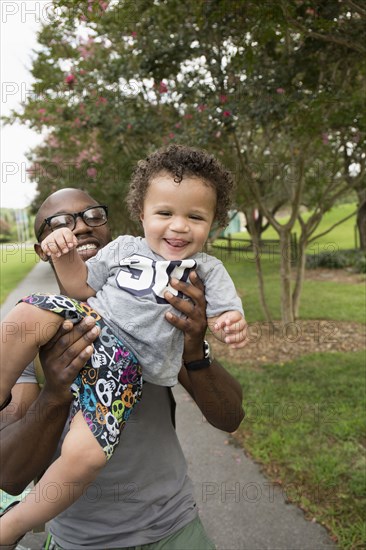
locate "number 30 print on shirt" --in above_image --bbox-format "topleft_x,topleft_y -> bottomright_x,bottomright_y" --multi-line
116,254 -> 196,304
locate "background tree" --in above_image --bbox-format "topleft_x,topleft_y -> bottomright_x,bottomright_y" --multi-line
7,0 -> 365,321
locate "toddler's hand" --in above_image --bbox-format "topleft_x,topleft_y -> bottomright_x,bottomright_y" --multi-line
211,311 -> 248,349
41,227 -> 78,259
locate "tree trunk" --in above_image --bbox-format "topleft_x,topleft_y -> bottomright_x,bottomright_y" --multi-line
356,199 -> 366,251
279,231 -> 295,324
248,218 -> 273,323
292,236 -> 307,319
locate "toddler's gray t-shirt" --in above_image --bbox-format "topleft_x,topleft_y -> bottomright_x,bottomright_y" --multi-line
86,235 -> 243,386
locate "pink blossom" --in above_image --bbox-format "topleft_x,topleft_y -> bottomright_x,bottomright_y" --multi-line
322,133 -> 329,145
87,167 -> 97,178
175,122 -> 181,128
127,123 -> 133,130
96,96 -> 108,105
223,110 -> 231,117
72,117 -> 82,128
65,74 -> 76,86
169,132 -> 175,139
38,108 -> 46,115
159,81 -> 168,94
219,94 -> 228,104
198,104 -> 206,112
76,150 -> 89,165
99,0 -> 108,11
184,113 -> 193,119
78,45 -> 93,59
276,87 -> 285,94
51,155 -> 63,165
26,163 -> 40,176
48,136 -> 59,148
215,131 -> 221,138
131,31 -> 137,38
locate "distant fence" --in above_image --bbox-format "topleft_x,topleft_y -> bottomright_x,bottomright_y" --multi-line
211,233 -> 298,263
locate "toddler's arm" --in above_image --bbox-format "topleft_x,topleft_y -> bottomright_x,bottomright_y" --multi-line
41,228 -> 96,300
209,310 -> 247,349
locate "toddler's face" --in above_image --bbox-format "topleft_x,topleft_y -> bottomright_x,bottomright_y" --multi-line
140,171 -> 216,260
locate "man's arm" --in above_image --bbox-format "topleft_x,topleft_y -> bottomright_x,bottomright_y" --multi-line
0,317 -> 100,494
164,272 -> 246,433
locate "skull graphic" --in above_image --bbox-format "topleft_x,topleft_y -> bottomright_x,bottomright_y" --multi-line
111,399 -> 125,423
96,379 -> 116,407
104,412 -> 119,442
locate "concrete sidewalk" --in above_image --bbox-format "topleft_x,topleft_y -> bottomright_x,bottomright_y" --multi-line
1,262 -> 337,549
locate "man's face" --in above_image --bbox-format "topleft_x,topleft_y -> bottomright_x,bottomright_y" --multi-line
35,189 -> 112,263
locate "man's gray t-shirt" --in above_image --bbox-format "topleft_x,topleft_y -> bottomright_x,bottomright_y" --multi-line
86,236 -> 244,386
19,366 -> 198,548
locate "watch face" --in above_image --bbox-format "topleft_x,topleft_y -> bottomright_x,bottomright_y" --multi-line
203,340 -> 211,359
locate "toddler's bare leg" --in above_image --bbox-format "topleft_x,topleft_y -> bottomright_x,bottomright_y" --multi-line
0,410 -> 106,544
0,303 -> 65,403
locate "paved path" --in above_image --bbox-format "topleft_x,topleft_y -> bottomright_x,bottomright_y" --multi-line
1,262 -> 337,549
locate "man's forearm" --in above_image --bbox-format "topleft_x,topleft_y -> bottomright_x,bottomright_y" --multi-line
0,390 -> 70,494
179,361 -> 244,432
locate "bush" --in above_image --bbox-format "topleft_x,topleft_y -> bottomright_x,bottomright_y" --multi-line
354,254 -> 366,273
0,235 -> 13,243
306,249 -> 366,272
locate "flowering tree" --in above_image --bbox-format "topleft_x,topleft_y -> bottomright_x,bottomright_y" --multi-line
7,0 -> 365,321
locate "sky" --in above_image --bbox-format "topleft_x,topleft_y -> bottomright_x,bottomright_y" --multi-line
1,1 -> 45,208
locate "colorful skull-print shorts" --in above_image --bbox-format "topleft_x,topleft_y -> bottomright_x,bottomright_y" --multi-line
19,293 -> 143,460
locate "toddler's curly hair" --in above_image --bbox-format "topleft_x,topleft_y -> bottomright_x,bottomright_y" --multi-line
126,144 -> 235,228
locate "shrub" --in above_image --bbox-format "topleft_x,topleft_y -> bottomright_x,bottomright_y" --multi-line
353,254 -> 366,274
306,249 -> 366,273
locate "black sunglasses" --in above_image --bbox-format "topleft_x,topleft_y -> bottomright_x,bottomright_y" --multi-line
37,205 -> 108,241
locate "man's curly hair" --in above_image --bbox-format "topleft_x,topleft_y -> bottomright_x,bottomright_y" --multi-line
126,144 -> 235,228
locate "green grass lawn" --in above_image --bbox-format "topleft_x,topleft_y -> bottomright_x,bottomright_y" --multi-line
218,253 -> 365,323
221,202 -> 358,251
226,351 -> 366,550
261,202 -> 357,251
212,202 -> 365,549
0,244 -> 38,305
212,202 -> 364,322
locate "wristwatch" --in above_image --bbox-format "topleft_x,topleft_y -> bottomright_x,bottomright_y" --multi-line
184,340 -> 213,371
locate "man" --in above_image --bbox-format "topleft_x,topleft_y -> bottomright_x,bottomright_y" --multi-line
0,188 -> 245,549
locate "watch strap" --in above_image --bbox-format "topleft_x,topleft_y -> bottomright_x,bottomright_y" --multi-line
184,340 -> 212,371
184,357 -> 211,371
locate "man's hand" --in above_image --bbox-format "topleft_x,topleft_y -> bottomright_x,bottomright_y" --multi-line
210,311 -> 248,349
39,316 -> 100,404
163,271 -> 207,363
41,227 -> 78,258
164,271 -> 245,432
